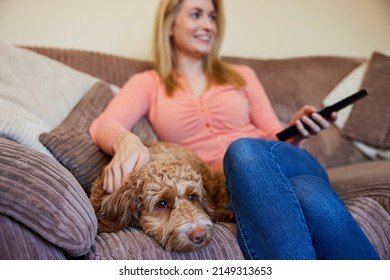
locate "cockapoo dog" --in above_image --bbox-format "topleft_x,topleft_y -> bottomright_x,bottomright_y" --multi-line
90,142 -> 233,252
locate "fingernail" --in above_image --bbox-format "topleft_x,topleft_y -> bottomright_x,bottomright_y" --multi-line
312,113 -> 320,119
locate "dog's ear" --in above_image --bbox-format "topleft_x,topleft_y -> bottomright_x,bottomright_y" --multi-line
198,173 -> 236,223
198,183 -> 216,222
96,177 -> 143,233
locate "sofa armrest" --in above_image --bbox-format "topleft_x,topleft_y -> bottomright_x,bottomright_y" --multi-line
0,213 -> 66,259
0,137 -> 97,257
345,197 -> 390,259
328,161 -> 390,212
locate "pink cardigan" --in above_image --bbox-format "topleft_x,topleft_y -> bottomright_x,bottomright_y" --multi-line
89,64 -> 283,169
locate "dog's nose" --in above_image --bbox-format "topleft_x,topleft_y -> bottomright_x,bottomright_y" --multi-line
189,227 -> 207,244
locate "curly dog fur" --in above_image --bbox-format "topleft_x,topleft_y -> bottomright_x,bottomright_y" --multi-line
90,142 -> 233,252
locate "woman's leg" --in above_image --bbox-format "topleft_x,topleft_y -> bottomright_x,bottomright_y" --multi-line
223,138 -> 379,260
290,175 -> 379,259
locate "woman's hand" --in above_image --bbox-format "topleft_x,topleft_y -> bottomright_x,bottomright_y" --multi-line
289,105 -> 337,144
103,131 -> 150,194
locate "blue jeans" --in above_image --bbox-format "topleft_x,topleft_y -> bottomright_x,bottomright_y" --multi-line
223,138 -> 380,260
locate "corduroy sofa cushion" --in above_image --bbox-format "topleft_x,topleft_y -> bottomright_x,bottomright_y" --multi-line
328,160 -> 390,211
0,214 -> 66,260
24,46 -> 154,88
0,137 -> 97,257
39,82 -> 158,194
87,223 -> 243,260
27,47 -> 366,168
342,52 -> 390,148
346,197 -> 390,259
39,82 -> 113,194
223,56 -> 366,168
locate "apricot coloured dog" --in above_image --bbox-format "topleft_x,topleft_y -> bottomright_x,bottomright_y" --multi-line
89,142 -> 233,252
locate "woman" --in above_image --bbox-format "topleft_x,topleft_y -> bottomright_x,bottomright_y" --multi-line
89,0 -> 379,259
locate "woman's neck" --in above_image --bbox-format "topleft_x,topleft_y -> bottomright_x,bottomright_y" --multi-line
175,54 -> 207,97
175,53 -> 204,77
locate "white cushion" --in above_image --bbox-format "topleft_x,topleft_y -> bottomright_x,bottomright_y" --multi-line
323,51 -> 390,160
0,43 -> 99,157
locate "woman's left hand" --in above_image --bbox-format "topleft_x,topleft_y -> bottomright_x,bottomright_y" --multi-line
289,105 -> 337,141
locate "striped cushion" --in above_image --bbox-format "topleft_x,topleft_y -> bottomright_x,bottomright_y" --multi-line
0,214 -> 66,260
39,82 -> 113,194
39,82 -> 158,194
0,43 -> 98,157
342,52 -> 390,148
87,223 -> 243,260
0,138 -> 97,257
346,197 -> 390,259
24,46 -> 154,88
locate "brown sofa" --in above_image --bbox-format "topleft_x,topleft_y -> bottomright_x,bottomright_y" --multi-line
0,45 -> 389,260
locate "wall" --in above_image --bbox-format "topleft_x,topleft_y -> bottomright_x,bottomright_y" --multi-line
0,0 -> 389,60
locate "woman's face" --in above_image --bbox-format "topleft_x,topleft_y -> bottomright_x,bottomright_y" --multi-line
171,0 -> 217,60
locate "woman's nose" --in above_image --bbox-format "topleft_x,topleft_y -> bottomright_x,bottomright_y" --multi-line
200,16 -> 214,30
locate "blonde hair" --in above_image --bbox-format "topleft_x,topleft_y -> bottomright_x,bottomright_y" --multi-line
153,0 -> 246,96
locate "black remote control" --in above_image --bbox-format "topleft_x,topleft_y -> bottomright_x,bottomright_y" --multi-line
276,89 -> 368,141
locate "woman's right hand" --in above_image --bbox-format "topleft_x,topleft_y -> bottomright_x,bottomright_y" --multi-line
103,131 -> 150,194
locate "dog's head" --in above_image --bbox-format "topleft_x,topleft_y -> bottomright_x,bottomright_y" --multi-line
96,160 -> 214,252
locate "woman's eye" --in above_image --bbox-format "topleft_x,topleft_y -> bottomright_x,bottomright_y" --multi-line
190,11 -> 201,19
156,200 -> 168,209
209,14 -> 216,22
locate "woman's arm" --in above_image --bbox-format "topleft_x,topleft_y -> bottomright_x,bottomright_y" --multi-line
239,65 -> 284,138
89,71 -> 157,193
240,65 -> 336,146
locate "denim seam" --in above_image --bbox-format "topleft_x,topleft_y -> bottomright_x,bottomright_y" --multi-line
233,204 -> 255,259
270,142 -> 316,258
232,141 -> 276,259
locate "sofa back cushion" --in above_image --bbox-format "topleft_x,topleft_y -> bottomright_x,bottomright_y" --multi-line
29,47 -> 366,168
39,82 -> 158,194
223,56 -> 366,168
24,46 -> 154,88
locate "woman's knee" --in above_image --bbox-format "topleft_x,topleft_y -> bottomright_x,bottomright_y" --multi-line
291,176 -> 344,221
224,138 -> 273,166
225,138 -> 257,158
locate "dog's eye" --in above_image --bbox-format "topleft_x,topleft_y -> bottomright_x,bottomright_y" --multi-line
156,200 -> 169,209
188,194 -> 198,202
